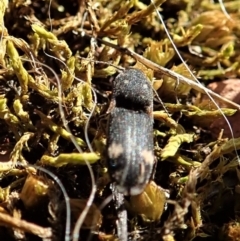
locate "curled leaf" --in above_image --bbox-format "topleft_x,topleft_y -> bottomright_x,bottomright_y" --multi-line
161,134 -> 195,160
20,175 -> 49,209
129,181 -> 167,222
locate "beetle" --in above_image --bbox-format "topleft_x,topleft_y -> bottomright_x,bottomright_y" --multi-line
106,68 -> 155,196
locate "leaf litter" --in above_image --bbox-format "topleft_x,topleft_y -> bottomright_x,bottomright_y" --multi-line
0,0 -> 240,240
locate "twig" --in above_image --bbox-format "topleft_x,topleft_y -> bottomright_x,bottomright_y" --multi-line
111,183 -> 128,241
97,38 -> 240,110
0,212 -> 52,239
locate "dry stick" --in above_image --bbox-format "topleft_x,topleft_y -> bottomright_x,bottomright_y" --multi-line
97,38 -> 240,111
111,183 -> 127,241
128,50 -> 240,111
0,212 -> 52,239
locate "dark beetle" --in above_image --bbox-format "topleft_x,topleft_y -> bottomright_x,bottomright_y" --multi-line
109,68 -> 153,114
107,68 -> 154,196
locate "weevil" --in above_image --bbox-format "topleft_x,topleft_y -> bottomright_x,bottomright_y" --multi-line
107,68 -> 154,196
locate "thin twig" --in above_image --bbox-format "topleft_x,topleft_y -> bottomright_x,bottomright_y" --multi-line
0,212 -> 52,239
97,38 -> 240,110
